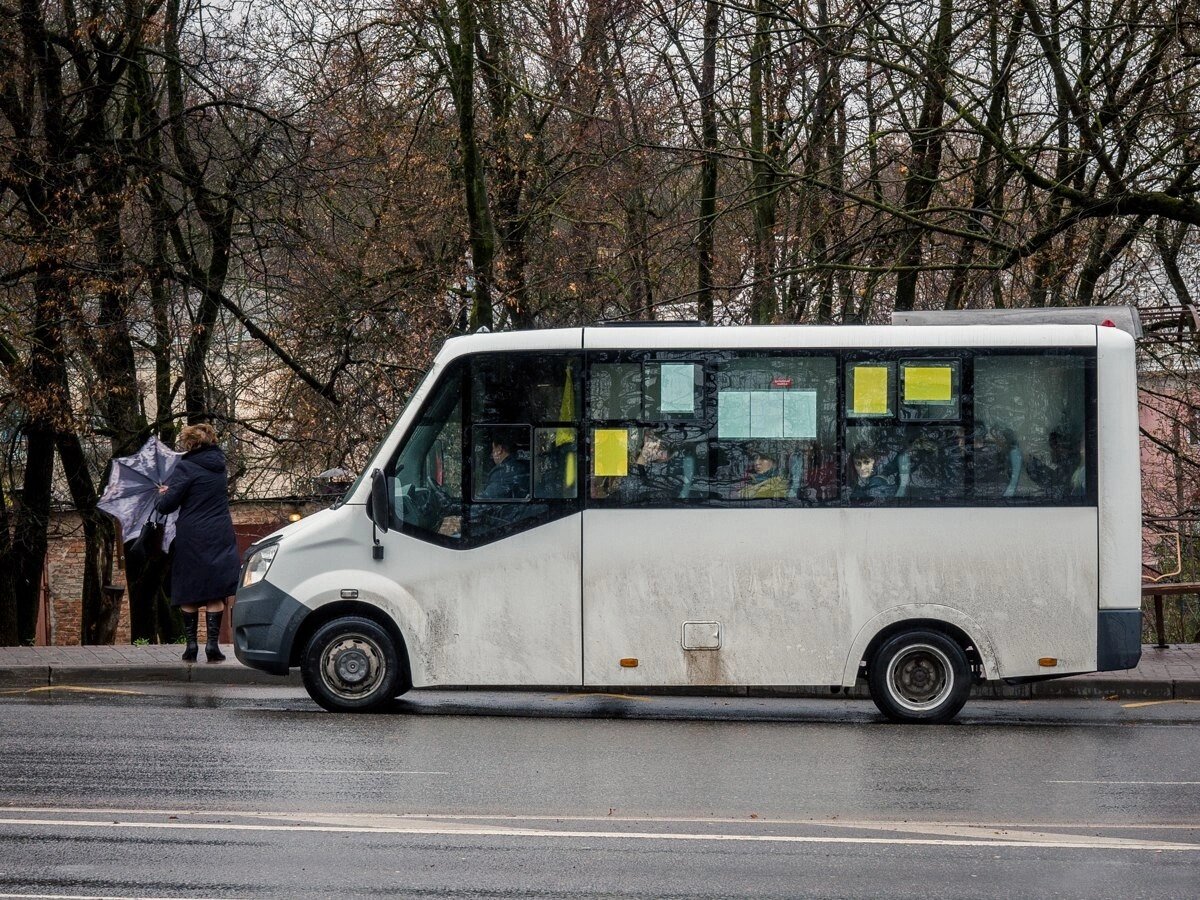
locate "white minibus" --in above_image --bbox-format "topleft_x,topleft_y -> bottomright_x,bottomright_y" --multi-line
234,322 -> 1142,722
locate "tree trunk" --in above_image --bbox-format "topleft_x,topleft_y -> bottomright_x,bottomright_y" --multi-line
11,261 -> 75,645
0,478 -> 16,645
893,0 -> 954,311
57,432 -> 119,644
748,0 -> 778,324
11,432 -> 52,646
945,7 -> 1023,311
697,0 -> 720,324
444,0 -> 496,331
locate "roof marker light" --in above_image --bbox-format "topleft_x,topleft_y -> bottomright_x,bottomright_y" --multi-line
1100,319 -> 1116,327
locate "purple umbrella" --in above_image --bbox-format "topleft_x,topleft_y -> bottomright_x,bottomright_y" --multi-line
98,438 -> 181,549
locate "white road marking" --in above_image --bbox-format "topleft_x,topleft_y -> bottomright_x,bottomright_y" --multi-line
263,769 -> 449,775
1046,780 -> 1200,786
1,805 -> 1195,830
0,815 -> 1194,851
0,894 -> 238,900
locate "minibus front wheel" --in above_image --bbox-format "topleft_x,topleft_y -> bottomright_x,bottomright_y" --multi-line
867,629 -> 971,724
302,616 -> 401,713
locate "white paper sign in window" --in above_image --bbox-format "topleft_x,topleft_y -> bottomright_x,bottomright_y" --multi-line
718,391 -> 751,438
718,389 -> 817,440
659,364 -> 697,413
782,391 -> 817,438
750,392 -> 784,438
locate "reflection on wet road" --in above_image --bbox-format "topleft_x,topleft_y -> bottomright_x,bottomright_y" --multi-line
1,687 -> 1197,898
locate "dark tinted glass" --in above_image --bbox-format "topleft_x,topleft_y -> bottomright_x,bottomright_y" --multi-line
472,355 -> 580,424
974,354 -> 1089,502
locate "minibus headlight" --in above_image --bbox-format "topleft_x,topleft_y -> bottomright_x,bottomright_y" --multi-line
242,544 -> 278,587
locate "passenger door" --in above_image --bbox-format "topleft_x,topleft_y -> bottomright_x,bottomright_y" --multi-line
381,351 -> 584,686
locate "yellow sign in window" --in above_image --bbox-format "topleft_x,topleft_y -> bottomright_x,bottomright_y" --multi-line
593,428 -> 629,476
904,366 -> 953,403
852,366 -> 890,415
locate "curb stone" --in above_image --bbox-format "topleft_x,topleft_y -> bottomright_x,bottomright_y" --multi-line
1029,678 -> 1175,701
51,665 -> 189,685
0,667 -> 51,689
1173,681 -> 1200,700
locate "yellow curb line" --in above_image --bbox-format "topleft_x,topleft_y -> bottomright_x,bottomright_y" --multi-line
1121,699 -> 1200,709
0,685 -> 146,696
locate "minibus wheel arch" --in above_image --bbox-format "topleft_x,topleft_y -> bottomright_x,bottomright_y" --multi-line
289,600 -> 413,693
859,619 -> 982,682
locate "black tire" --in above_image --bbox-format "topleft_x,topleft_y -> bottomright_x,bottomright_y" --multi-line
868,629 -> 971,724
302,616 -> 401,713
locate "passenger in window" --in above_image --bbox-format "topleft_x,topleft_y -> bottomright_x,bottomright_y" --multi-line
1069,445 -> 1086,498
738,446 -> 789,499
848,446 -> 893,501
618,430 -> 687,504
480,437 -> 531,500
895,427 -> 964,500
1027,430 -> 1084,500
974,423 -> 1023,499
805,444 -> 839,501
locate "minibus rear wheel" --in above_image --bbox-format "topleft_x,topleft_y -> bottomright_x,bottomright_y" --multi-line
867,629 -> 970,724
302,616 -> 400,713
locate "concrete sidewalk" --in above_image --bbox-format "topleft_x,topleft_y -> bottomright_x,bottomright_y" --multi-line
0,643 -> 301,688
0,643 -> 1197,699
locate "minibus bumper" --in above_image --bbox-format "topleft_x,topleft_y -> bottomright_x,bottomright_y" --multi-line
232,580 -> 310,676
1096,608 -> 1142,671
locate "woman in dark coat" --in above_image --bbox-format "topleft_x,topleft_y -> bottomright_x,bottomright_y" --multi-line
156,424 -> 240,662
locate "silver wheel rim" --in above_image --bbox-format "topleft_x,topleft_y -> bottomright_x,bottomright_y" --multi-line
886,643 -> 954,712
320,632 -> 387,701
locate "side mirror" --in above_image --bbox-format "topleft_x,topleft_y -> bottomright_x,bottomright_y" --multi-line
368,469 -> 391,533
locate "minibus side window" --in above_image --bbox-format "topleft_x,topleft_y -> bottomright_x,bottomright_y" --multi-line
710,353 -> 838,504
841,351 -> 1093,506
467,353 -> 582,544
973,354 -> 1091,503
588,351 -> 706,507
845,358 -> 966,504
390,361 -> 465,542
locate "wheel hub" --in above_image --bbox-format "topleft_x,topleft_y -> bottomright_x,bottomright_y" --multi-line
887,643 -> 953,712
335,648 -> 371,685
322,635 -> 386,699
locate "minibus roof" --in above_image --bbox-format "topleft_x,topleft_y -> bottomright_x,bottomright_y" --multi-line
892,305 -> 1141,337
438,323 -> 1107,358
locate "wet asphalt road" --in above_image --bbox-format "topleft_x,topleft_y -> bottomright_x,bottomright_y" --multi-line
0,685 -> 1197,898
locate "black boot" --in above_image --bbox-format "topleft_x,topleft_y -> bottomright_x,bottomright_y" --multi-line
181,611 -> 199,663
205,610 -> 226,662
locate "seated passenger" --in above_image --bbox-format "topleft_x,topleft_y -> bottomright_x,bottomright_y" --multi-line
1069,444 -> 1086,498
848,446 -> 892,501
617,430 -> 686,504
974,423 -> 1022,499
479,438 -> 530,500
738,446 -> 789,499
895,427 -> 964,499
1027,430 -> 1083,500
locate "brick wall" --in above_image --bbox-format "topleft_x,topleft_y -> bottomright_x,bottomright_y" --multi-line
41,499 -> 325,646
